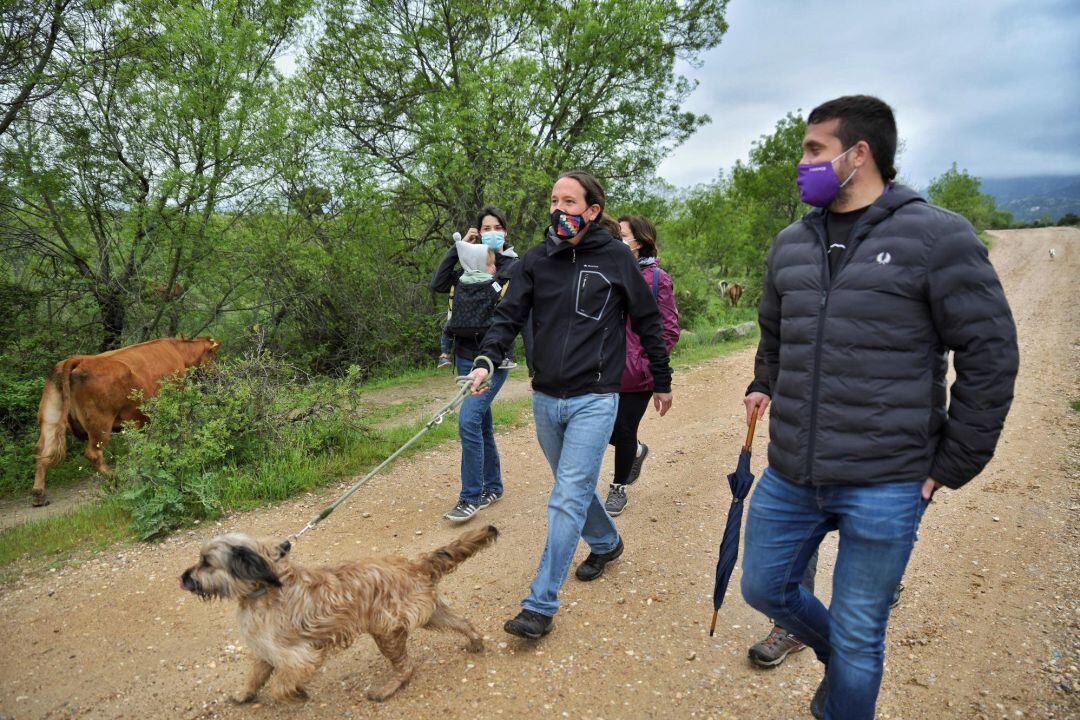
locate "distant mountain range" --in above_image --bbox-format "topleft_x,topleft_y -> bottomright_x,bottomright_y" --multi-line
979,175 -> 1080,222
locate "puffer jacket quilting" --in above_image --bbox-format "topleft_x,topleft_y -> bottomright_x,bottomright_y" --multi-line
754,184 -> 1018,489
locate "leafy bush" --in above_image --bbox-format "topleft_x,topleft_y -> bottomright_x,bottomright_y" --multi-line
118,350 -> 364,539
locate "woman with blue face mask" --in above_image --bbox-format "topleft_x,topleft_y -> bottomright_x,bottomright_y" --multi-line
429,204 -> 527,523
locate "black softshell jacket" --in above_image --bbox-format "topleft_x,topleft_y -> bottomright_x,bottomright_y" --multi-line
748,185 -> 1018,489
477,225 -> 672,398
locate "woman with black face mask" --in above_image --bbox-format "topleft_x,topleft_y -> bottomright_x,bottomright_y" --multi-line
462,170 -> 674,640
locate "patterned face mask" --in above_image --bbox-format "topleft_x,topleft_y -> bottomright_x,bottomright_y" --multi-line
550,209 -> 588,238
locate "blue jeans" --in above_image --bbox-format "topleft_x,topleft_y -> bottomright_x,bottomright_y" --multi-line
439,322 -> 454,354
523,391 -> 621,617
741,467 -> 929,720
455,356 -> 509,505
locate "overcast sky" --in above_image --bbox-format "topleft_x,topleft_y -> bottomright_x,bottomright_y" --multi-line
656,0 -> 1080,189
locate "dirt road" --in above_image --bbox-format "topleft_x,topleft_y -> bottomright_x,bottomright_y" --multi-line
1,228 -> 1077,720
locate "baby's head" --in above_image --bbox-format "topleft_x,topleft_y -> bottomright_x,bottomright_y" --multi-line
456,240 -> 493,275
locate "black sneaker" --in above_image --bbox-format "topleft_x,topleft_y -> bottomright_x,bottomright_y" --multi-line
478,490 -> 503,509
811,672 -> 828,720
574,538 -> 624,582
444,500 -> 479,523
625,443 -> 649,485
504,609 -> 554,639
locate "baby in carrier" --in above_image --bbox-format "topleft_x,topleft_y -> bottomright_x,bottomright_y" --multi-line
438,240 -> 517,369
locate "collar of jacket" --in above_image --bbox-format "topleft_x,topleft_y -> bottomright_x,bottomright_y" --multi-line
801,183 -> 926,233
543,223 -> 616,256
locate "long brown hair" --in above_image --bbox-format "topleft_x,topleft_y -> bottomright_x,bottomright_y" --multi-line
618,214 -> 658,258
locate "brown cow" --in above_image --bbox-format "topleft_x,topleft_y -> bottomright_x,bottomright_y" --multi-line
719,280 -> 744,307
31,336 -> 220,507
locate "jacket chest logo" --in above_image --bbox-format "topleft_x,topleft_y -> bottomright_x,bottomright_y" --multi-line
876,251 -> 892,265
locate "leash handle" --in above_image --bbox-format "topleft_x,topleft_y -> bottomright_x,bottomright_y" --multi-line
743,411 -> 758,452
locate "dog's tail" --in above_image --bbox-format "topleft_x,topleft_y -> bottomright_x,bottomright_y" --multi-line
417,525 -> 498,581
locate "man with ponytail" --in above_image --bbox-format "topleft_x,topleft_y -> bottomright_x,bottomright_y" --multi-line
465,170 -> 673,640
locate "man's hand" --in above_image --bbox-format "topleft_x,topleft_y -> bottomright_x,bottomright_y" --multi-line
921,478 -> 942,501
466,367 -> 489,395
744,392 -> 771,425
652,392 -> 672,417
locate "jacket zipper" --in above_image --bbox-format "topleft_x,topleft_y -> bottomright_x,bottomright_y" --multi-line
597,327 -> 607,382
556,246 -> 576,396
804,219 -> 830,483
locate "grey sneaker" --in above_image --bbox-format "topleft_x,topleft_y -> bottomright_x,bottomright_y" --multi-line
625,443 -> 649,485
499,358 -> 518,370
444,500 -> 479,523
604,483 -> 628,516
479,490 -> 503,508
748,625 -> 807,668
437,353 -> 453,369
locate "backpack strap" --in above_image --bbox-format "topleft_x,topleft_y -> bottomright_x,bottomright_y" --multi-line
651,267 -> 660,299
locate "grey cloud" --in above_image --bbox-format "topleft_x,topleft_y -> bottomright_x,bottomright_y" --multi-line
658,0 -> 1080,188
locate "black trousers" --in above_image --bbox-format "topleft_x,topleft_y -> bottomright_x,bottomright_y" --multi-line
608,391 -> 652,485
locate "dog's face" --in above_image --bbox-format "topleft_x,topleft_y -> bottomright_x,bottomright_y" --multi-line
180,533 -> 283,600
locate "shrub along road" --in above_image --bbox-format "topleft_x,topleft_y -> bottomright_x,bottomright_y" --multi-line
0,228 -> 1076,719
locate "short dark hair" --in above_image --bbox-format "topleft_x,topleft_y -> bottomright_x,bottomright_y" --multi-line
557,170 -> 606,211
807,95 -> 898,181
475,204 -> 508,232
617,214 -> 658,258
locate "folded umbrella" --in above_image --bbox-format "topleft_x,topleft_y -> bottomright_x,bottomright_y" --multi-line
709,412 -> 758,636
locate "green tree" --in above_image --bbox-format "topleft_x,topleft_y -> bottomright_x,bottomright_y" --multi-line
662,112 -> 806,275
304,0 -> 729,246
1,0 -> 308,350
927,163 -> 1012,231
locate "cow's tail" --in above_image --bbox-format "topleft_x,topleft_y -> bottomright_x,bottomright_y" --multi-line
415,526 -> 499,582
35,361 -> 74,470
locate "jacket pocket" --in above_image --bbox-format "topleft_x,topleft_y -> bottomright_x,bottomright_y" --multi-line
575,270 -> 612,321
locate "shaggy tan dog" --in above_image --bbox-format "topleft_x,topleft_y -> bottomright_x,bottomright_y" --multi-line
180,525 -> 498,703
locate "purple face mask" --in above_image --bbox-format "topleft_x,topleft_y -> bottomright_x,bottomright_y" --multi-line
797,145 -> 857,207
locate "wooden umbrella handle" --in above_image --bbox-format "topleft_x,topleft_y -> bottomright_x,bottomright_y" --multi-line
743,411 -> 758,452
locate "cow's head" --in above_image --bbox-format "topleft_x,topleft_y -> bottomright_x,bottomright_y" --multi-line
189,336 -> 221,366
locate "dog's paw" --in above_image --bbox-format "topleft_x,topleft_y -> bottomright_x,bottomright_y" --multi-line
231,693 -> 257,705
365,683 -> 400,702
282,688 -> 309,704
466,638 -> 484,653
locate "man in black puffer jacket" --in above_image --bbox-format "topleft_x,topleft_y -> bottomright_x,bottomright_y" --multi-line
739,96 -> 1018,720
464,171 -> 673,641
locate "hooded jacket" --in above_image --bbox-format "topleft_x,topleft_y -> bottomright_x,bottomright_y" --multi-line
477,224 -> 672,397
749,184 -> 1018,489
622,259 -> 680,392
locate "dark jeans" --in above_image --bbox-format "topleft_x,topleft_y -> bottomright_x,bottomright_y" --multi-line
439,321 -> 454,355
608,390 -> 651,485
454,355 -> 509,504
741,467 -> 928,720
